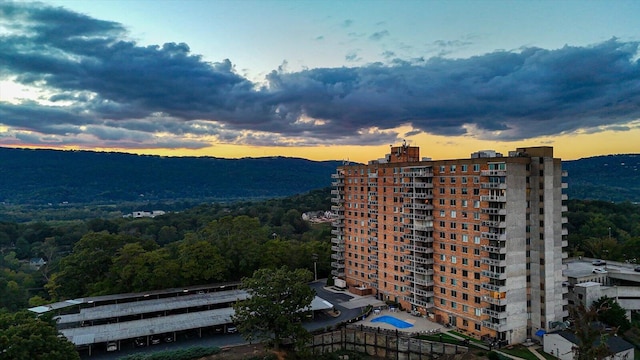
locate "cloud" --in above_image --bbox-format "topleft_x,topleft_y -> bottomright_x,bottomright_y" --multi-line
369,30 -> 390,41
1,2 -> 640,151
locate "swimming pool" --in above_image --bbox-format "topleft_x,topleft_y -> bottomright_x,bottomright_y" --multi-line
371,315 -> 414,329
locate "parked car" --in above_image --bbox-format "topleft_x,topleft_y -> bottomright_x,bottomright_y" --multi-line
106,342 -> 118,352
163,334 -> 174,343
134,337 -> 147,347
592,267 -> 607,274
226,325 -> 238,334
634,266 -> 640,272
150,336 -> 161,345
592,260 -> 607,266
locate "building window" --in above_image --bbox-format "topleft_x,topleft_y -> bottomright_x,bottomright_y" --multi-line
462,165 -> 468,172
451,210 -> 457,218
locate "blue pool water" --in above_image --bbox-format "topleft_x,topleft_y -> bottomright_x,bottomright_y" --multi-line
371,315 -> 414,329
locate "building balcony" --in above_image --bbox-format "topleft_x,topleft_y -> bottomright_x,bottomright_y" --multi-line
404,265 -> 434,275
368,254 -> 378,261
334,213 -> 345,220
561,194 -> 568,201
404,296 -> 434,309
480,195 -> 507,202
331,237 -> 343,244
330,189 -> 341,195
403,202 -> 434,210
408,287 -> 434,298
368,246 -> 378,251
369,200 -> 378,205
368,273 -> 378,279
331,173 -> 345,179
481,208 -> 507,215
562,240 -> 568,248
482,220 -> 506,228
481,183 -> 507,189
562,182 -> 568,189
561,217 -> 568,224
481,170 -> 507,177
404,244 -> 434,254
331,229 -> 343,236
331,269 -> 345,277
370,282 -> 379,289
482,258 -> 507,267
483,308 -> 508,319
403,169 -> 434,177
561,205 -> 568,212
331,197 -> 345,204
482,232 -> 506,241
404,233 -> 434,243
331,180 -> 344,186
483,295 -> 507,306
481,245 -> 507,254
369,236 -> 378,243
403,182 -> 434,189
368,172 -> 378,178
403,192 -> 434,200
482,270 -> 507,280
406,213 -> 432,221
331,245 -> 345,252
331,261 -> 345,269
369,264 -> 378,270
482,283 -> 506,292
331,253 -> 344,260
482,320 -> 508,331
406,223 -> 434,232
331,205 -> 344,212
332,221 -> 345,228
405,276 -> 433,287
405,255 -> 434,265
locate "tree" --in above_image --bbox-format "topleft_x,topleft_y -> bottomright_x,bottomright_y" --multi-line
232,266 -> 315,351
0,311 -> 80,360
592,296 -> 631,333
570,302 -> 615,360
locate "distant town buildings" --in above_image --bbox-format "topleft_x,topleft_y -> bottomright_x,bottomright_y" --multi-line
123,210 -> 166,218
331,144 -> 568,345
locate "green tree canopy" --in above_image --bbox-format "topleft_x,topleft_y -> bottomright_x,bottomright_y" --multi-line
232,266 -> 315,351
0,311 -> 79,360
592,296 -> 631,333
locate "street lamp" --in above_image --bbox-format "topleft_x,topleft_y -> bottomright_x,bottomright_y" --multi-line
312,253 -> 318,281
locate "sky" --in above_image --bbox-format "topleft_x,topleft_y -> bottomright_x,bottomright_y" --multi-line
1,0 -> 640,163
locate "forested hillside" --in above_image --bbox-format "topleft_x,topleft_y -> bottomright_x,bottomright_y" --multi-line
563,154 -> 640,203
0,147 -> 343,205
1,148 -> 639,208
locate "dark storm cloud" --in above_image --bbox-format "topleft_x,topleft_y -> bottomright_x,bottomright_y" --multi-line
1,2 -> 640,150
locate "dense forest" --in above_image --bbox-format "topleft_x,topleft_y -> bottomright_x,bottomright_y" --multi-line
1,148 -> 639,211
1,184 -> 640,313
0,147 -> 343,205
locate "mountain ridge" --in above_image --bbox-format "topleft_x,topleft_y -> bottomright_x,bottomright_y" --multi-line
1,147 -> 638,205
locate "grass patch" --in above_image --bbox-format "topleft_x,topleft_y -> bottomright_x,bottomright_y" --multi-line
448,330 -> 485,344
498,345 -> 542,360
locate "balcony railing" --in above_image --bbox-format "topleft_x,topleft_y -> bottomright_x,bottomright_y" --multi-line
331,253 -> 344,260
331,269 -> 344,277
404,244 -> 434,254
331,205 -> 344,211
482,258 -> 507,267
482,220 -> 506,228
403,182 -> 434,188
406,223 -> 434,232
403,203 -> 434,210
482,320 -> 508,331
331,229 -> 343,236
331,245 -> 345,252
481,245 -> 507,254
403,192 -> 434,199
481,183 -> 507,189
480,195 -> 506,202
404,265 -> 434,275
481,170 -> 507,177
408,287 -> 434,298
405,255 -> 434,265
330,237 -> 343,244
404,296 -> 434,309
481,208 -> 507,215
331,261 -> 345,269
483,308 -> 508,319
482,283 -> 506,292
482,232 -> 506,241
405,276 -> 432,287
403,169 -> 434,177
331,173 -> 345,179
482,270 -> 507,280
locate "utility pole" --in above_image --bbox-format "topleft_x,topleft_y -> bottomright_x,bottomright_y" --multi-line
312,253 -> 318,281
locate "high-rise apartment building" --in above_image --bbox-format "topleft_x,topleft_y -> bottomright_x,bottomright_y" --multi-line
331,144 -> 568,344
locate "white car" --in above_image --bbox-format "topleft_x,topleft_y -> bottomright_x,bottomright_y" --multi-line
592,267 -> 607,274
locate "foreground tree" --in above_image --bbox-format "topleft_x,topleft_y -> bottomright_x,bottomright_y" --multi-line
592,296 -> 631,333
232,266 -> 315,351
570,302 -> 615,360
0,311 -> 79,360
